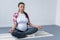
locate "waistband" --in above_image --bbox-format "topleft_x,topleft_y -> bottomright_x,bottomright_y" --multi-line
15,28 -> 24,32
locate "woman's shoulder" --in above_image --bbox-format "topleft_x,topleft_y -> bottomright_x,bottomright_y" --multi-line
13,12 -> 18,15
13,12 -> 18,16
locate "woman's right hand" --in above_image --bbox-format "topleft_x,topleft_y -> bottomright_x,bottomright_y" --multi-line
9,28 -> 14,33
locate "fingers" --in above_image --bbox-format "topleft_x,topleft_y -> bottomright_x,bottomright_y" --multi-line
37,25 -> 42,29
9,29 -> 12,33
9,29 -> 13,33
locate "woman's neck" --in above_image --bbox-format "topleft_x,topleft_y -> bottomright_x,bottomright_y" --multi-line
19,11 -> 24,14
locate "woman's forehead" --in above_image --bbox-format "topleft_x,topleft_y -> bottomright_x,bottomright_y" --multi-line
19,4 -> 24,6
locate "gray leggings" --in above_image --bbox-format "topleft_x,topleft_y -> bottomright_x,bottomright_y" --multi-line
11,27 -> 38,38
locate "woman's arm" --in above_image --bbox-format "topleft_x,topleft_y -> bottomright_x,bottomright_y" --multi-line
26,13 -> 41,29
9,13 -> 18,33
28,21 -> 41,29
11,22 -> 17,30
9,22 -> 17,33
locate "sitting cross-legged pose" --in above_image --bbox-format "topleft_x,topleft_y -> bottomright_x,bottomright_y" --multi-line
9,2 -> 41,38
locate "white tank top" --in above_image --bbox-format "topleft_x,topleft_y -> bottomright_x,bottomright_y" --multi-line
16,12 -> 28,31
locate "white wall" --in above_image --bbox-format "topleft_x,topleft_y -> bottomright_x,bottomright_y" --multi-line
55,0 -> 60,26
0,0 -> 57,27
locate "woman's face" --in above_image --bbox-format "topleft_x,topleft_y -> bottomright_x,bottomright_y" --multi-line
18,4 -> 25,12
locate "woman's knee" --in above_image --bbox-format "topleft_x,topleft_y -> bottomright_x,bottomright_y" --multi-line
11,30 -> 26,38
30,27 -> 38,33
33,27 -> 38,32
29,27 -> 38,34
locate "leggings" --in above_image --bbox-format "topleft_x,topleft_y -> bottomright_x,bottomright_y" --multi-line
11,27 -> 38,38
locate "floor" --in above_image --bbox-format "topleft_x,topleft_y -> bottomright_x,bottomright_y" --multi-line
0,25 -> 60,40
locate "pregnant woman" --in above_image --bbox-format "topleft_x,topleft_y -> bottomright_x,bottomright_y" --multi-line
9,2 -> 41,38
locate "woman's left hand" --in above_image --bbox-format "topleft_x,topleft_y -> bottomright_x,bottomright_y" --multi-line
35,25 -> 41,29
